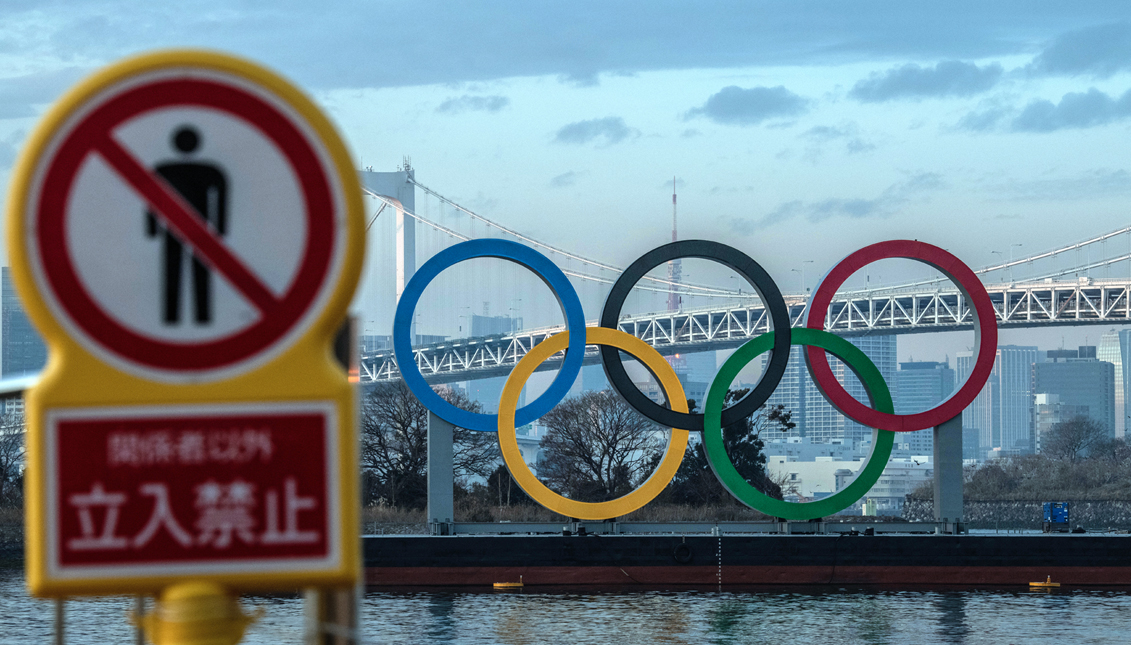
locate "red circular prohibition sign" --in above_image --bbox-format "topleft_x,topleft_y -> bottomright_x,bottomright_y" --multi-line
35,78 -> 335,373
803,240 -> 999,432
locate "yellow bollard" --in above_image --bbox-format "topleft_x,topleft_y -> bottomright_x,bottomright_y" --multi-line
137,581 -> 261,645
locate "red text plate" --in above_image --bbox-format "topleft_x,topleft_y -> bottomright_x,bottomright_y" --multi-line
46,402 -> 340,580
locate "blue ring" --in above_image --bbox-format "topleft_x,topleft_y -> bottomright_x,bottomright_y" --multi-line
392,239 -> 587,432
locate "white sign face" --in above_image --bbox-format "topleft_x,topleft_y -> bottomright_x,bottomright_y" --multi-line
24,68 -> 348,380
67,107 -> 308,341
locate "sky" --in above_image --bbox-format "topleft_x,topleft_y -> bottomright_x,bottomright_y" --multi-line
4,1 -> 1131,363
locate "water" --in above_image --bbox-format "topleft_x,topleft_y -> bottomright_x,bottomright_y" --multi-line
3,567 -> 1130,644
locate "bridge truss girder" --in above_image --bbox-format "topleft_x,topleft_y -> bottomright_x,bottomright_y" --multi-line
360,280 -> 1131,384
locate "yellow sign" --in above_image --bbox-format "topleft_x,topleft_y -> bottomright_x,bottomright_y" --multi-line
6,50 -> 365,596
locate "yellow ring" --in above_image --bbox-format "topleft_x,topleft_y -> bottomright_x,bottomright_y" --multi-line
498,327 -> 689,520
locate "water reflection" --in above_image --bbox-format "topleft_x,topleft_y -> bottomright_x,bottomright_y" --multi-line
3,569 -> 1131,645
934,591 -> 969,644
425,593 -> 457,642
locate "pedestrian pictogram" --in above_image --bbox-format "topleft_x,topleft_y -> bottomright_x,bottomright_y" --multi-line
146,125 -> 229,326
9,50 -> 365,601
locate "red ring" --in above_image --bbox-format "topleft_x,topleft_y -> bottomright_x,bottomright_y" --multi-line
803,240 -> 998,432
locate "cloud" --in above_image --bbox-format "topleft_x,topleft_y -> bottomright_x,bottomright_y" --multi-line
0,131 -> 23,170
553,117 -> 635,146
681,128 -> 702,138
732,172 -> 945,231
0,67 -> 89,119
550,171 -> 581,187
1011,88 -> 1131,132
3,3 -> 1126,92
957,106 -> 1009,131
1027,22 -> 1131,78
991,168 -> 1131,201
802,125 -> 853,141
435,94 -> 510,114
849,61 -> 1003,102
685,86 -> 808,126
558,71 -> 600,87
801,124 -> 875,155
845,139 -> 876,154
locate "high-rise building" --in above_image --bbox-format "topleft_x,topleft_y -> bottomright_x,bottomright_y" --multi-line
815,335 -> 897,445
1033,393 -> 1089,453
670,351 -> 715,412
470,314 -> 521,337
1,267 -> 47,377
1100,329 -> 1131,439
358,333 -> 447,353
1098,330 -> 1123,437
957,345 -> 1038,457
764,335 -> 896,445
1033,346 -> 1116,442
759,346 -> 807,439
894,360 -> 956,455
466,315 -> 523,413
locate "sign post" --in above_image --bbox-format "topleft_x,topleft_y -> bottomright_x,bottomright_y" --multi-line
6,50 -> 365,641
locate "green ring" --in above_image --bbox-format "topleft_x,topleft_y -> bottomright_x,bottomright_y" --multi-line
703,328 -> 895,520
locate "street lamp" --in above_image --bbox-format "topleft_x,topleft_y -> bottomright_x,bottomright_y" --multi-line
1010,243 -> 1023,282
458,306 -> 471,334
791,260 -> 814,294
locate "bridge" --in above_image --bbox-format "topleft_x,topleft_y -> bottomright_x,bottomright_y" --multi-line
359,277 -> 1131,384
355,167 -> 1131,385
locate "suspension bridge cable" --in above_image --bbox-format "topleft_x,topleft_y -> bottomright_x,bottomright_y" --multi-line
363,189 -> 760,299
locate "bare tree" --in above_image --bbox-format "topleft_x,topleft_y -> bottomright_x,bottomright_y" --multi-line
0,412 -> 26,507
537,389 -> 667,503
1043,416 -> 1108,462
360,381 -> 499,508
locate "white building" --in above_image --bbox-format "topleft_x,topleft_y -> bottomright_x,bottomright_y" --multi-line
766,455 -> 933,515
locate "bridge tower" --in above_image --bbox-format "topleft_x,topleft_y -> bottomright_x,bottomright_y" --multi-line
360,162 -> 416,302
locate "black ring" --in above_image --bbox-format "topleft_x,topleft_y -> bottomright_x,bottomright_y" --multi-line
598,240 -> 792,431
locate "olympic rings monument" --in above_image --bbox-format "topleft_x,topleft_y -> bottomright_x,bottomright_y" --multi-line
392,237 -> 997,536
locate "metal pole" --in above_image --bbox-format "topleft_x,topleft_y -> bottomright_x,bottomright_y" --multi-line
53,598 -> 64,645
135,596 -> 145,645
304,588 -> 359,645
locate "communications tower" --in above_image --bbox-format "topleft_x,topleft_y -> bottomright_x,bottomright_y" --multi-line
667,176 -> 682,312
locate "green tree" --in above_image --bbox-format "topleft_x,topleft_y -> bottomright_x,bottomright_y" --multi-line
484,463 -> 535,507
667,391 -> 789,505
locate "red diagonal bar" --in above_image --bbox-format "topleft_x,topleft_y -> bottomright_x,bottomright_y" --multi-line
93,134 -> 279,314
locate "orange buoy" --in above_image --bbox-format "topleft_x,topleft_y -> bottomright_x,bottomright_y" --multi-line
493,575 -> 524,590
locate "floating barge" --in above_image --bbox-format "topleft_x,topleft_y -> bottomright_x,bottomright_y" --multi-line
364,529 -> 1131,587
